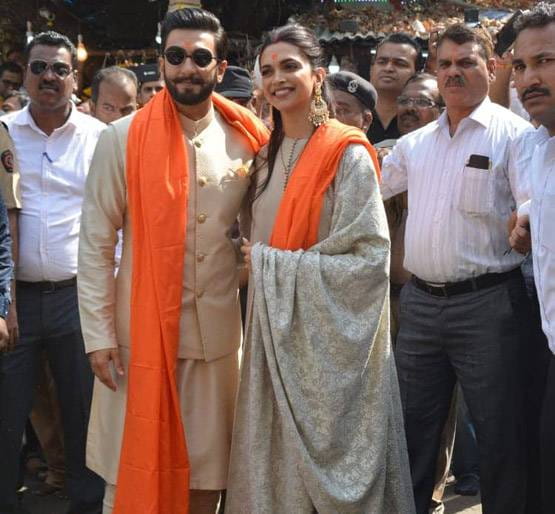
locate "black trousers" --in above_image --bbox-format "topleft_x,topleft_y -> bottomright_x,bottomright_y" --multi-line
540,354 -> 555,513
396,276 -> 528,514
0,283 -> 103,513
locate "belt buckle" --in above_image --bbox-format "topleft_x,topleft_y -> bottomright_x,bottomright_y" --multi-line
43,281 -> 57,294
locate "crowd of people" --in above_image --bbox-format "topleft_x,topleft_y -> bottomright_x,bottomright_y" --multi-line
0,2 -> 553,514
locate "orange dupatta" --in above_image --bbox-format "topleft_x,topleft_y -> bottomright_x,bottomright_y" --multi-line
115,89 -> 268,514
270,119 -> 380,250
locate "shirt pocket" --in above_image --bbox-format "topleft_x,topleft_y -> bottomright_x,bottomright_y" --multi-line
457,165 -> 493,215
539,193 -> 555,251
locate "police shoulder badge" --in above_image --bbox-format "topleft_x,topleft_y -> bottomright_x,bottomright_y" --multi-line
347,80 -> 359,94
0,150 -> 14,174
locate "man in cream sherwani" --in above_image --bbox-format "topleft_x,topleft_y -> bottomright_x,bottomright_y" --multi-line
78,8 -> 258,514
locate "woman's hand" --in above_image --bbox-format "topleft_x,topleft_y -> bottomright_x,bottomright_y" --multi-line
241,238 -> 253,272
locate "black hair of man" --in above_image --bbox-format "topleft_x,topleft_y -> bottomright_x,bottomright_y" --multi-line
437,23 -> 493,61
376,32 -> 422,66
25,31 -> 78,69
0,62 -> 23,78
404,72 -> 444,107
514,2 -> 555,34
161,8 -> 228,59
91,66 -> 139,103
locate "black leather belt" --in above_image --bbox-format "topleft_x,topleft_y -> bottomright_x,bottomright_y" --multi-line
412,268 -> 521,298
390,282 -> 405,297
17,277 -> 77,293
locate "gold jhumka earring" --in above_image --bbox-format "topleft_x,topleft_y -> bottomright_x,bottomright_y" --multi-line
308,82 -> 329,127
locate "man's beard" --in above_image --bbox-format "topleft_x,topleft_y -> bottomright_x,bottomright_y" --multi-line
165,74 -> 217,106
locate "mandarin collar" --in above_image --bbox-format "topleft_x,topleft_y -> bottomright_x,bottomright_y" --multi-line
179,104 -> 215,139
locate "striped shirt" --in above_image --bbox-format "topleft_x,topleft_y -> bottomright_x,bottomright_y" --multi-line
381,97 -> 531,283
517,127 -> 555,353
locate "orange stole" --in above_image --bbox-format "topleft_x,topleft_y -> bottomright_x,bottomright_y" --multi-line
270,119 -> 380,251
115,89 -> 268,514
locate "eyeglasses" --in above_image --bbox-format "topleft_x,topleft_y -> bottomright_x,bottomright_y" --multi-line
163,47 -> 217,68
28,60 -> 73,78
396,96 -> 438,108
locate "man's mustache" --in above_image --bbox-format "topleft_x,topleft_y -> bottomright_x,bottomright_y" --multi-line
521,86 -> 551,102
39,80 -> 59,91
445,76 -> 464,87
400,111 -> 420,123
173,76 -> 205,85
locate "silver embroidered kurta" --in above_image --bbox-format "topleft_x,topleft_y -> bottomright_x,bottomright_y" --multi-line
226,142 -> 415,513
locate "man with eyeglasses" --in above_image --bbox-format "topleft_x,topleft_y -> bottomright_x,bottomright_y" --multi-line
377,73 -> 443,338
396,74 -> 443,137
381,24 -> 532,514
78,7 -> 267,514
0,62 -> 23,108
0,31 -> 105,513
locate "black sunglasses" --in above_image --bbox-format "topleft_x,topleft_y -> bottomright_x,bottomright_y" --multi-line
28,60 -> 73,78
163,47 -> 217,68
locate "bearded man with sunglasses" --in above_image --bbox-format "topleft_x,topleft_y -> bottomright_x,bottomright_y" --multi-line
78,8 -> 268,514
0,31 -> 105,513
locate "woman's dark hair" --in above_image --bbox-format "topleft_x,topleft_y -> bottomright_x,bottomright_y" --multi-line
161,8 -> 227,59
256,24 -> 332,199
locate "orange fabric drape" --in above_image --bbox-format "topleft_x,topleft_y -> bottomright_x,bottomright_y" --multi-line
115,89 -> 268,514
270,119 -> 380,251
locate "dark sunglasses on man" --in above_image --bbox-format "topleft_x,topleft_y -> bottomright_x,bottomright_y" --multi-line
28,60 -> 73,79
163,47 -> 218,68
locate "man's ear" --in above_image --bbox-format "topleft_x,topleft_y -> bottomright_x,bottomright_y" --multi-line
362,109 -> 373,132
216,59 -> 228,84
486,57 -> 496,82
72,70 -> 79,94
158,55 -> 165,82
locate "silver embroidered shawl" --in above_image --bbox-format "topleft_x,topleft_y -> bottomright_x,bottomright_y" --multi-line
225,146 -> 415,514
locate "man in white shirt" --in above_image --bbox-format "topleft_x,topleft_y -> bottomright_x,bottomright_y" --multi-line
0,31 -> 105,513
509,4 -> 555,511
381,24 -> 531,514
